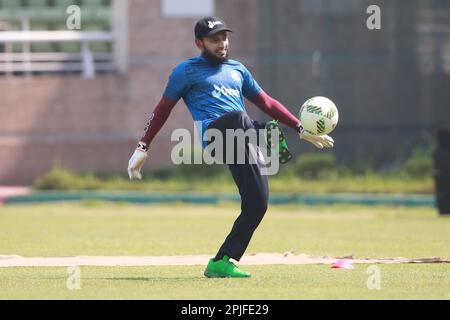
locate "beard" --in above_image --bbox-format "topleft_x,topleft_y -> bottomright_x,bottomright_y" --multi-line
202,46 -> 229,65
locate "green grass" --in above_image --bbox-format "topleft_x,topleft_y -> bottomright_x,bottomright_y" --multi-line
0,203 -> 449,299
33,166 -> 434,194
0,264 -> 448,300
0,203 -> 447,257
125,174 -> 434,194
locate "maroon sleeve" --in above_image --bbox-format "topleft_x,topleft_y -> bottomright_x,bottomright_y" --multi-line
250,91 -> 301,131
139,97 -> 178,147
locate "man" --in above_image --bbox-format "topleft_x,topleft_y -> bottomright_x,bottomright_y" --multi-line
128,17 -> 334,278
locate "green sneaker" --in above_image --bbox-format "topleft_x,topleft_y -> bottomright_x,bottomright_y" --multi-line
204,256 -> 251,278
265,120 -> 293,164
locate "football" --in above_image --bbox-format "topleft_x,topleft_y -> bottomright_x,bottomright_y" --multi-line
299,96 -> 339,135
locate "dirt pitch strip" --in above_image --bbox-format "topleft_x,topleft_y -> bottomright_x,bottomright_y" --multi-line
0,253 -> 448,267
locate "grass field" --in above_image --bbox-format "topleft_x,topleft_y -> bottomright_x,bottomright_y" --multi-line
0,202 -> 449,299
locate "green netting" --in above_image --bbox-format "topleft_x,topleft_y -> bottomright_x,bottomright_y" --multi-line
0,2 -> 111,25
27,0 -> 48,7
54,0 -> 74,7
0,0 -> 22,9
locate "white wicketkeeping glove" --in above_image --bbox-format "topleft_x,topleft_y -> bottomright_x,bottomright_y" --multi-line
128,142 -> 148,180
298,126 -> 334,149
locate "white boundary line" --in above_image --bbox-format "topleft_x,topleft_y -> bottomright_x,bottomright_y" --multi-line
0,253 -> 447,267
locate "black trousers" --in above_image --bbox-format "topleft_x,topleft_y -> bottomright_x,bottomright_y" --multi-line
206,111 -> 269,261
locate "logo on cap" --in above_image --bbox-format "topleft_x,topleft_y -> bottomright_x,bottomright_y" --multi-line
207,20 -> 223,29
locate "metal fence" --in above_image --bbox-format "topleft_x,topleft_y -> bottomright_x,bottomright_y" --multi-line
0,0 -> 114,77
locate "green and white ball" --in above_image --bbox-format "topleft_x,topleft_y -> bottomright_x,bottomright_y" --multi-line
299,96 -> 339,136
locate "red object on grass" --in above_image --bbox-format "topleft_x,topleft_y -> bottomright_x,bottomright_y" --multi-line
331,259 -> 355,269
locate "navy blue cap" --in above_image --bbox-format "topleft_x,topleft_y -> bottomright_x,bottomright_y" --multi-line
194,16 -> 233,39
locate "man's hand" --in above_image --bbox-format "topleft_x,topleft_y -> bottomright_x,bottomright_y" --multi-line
128,142 -> 148,180
298,126 -> 334,149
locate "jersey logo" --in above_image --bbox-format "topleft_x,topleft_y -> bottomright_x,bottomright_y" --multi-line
231,70 -> 241,82
212,84 -> 240,98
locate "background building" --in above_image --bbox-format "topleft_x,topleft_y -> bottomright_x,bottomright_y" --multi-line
0,0 -> 449,185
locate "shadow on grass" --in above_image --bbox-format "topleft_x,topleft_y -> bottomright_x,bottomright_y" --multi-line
104,277 -> 205,281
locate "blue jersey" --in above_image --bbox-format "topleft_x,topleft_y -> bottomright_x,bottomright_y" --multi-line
162,56 -> 262,147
